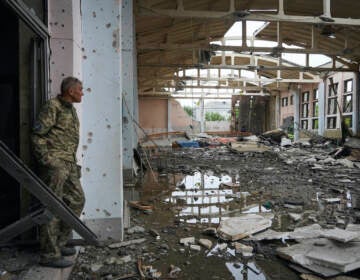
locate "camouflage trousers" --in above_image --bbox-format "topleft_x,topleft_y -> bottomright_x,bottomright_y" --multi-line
38,160 -> 85,261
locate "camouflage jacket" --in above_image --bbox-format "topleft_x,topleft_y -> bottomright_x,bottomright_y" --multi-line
31,96 -> 79,165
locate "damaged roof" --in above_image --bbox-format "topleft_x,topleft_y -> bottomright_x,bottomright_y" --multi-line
135,0 -> 360,96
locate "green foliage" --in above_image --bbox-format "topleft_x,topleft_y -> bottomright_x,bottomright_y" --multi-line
183,106 -> 193,117
205,112 -> 226,121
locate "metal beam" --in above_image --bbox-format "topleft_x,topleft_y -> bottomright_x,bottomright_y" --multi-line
139,94 -> 233,99
210,45 -> 360,57
138,63 -> 356,72
3,0 -> 49,39
137,42 -> 358,57
0,141 -> 99,245
140,76 -> 321,84
0,208 -> 52,243
137,6 -> 360,26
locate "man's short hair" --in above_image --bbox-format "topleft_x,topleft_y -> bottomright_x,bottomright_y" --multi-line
60,77 -> 82,94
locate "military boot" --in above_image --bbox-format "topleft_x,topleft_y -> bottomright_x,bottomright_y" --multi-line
61,246 -> 77,256
39,257 -> 74,268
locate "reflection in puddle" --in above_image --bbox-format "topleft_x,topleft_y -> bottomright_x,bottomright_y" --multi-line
206,243 -> 267,279
346,190 -> 352,208
165,172 -> 271,225
226,262 -> 266,280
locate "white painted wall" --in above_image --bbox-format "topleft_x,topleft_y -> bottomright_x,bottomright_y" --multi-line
81,1 -> 123,240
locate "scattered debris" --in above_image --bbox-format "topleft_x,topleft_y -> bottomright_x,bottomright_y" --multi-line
61,133 -> 360,280
108,238 -> 147,249
149,229 -> 161,240
189,244 -> 201,251
233,242 -> 253,258
289,213 -> 303,222
179,237 -> 195,246
128,201 -> 153,213
217,213 -> 274,241
261,128 -> 287,144
168,264 -> 181,278
277,238 -> 360,277
202,227 -> 217,237
198,239 -> 212,249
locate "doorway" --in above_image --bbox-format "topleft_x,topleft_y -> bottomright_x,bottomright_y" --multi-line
0,2 -> 20,228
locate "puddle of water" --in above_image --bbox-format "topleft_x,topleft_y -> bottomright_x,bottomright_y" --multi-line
226,262 -> 266,280
206,243 -> 267,279
165,171 -> 271,225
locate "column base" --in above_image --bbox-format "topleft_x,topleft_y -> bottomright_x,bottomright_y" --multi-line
83,217 -> 123,241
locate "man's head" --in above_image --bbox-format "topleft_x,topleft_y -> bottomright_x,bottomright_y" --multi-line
60,77 -> 83,103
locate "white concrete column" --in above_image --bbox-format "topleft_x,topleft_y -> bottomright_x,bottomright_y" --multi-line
121,0 -> 136,179
292,88 -> 300,141
200,97 -> 205,133
275,93 -> 280,128
167,99 -> 172,132
353,72 -> 359,135
81,1 -> 123,241
318,80 -> 326,136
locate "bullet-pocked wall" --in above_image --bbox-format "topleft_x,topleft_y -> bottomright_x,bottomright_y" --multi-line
81,1 -> 124,240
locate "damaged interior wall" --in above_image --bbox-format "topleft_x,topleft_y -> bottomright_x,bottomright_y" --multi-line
279,72 -> 359,140
231,95 -> 270,134
139,97 -> 200,136
170,99 -> 200,133
321,72 -> 359,138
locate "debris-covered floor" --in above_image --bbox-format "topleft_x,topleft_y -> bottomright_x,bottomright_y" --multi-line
1,134 -> 360,280
69,134 -> 360,280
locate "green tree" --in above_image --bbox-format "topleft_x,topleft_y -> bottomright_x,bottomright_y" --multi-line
205,112 -> 226,121
183,106 -> 193,117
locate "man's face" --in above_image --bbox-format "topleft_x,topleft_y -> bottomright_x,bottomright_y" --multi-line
69,83 -> 84,103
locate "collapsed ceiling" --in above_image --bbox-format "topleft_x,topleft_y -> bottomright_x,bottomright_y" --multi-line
135,0 -> 360,97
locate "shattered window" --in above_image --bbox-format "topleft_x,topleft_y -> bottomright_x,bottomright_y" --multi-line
343,95 -> 352,113
301,119 -> 308,129
344,79 -> 353,93
301,103 -> 308,118
302,91 -> 309,102
313,101 -> 319,117
327,116 -> 337,129
312,119 -> 319,129
327,98 -> 337,115
281,97 -> 288,107
313,89 -> 318,100
328,83 -> 338,96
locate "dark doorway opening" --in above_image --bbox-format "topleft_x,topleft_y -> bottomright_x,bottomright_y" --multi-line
0,2 -> 20,228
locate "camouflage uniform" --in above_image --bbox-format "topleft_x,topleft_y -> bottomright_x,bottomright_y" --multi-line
32,96 -> 85,262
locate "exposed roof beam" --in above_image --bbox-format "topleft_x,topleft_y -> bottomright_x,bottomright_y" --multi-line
144,85 -> 295,92
138,43 -> 360,57
139,94 -> 233,99
211,45 -> 360,60
141,76 -> 321,84
138,63 -> 356,72
137,7 -> 360,26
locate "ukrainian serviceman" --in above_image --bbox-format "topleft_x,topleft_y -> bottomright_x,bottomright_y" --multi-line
32,77 -> 85,268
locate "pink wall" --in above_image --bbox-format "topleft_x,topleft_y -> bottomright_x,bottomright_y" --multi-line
139,98 -> 200,135
170,99 -> 199,131
139,98 -> 168,134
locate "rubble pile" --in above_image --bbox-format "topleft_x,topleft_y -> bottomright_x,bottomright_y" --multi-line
68,134 -> 360,280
